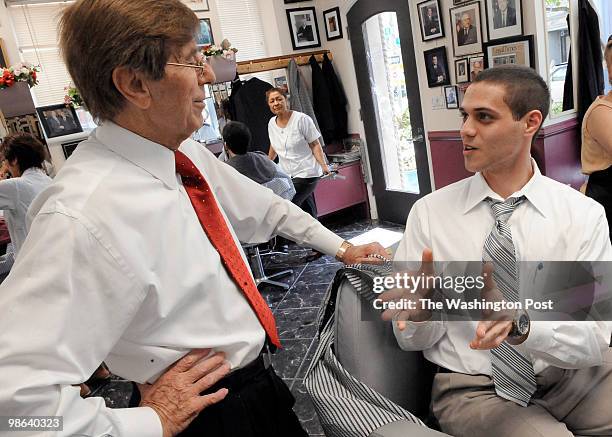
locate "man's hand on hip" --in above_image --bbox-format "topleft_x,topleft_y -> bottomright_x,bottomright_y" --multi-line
139,349 -> 230,437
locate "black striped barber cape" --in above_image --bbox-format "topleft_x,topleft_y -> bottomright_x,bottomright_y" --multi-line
303,261 -> 425,437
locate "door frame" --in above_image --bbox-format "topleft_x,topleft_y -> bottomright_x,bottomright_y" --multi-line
348,0 -> 432,225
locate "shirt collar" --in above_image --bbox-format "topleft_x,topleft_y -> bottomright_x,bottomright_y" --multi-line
463,158 -> 550,217
21,167 -> 43,177
94,121 -> 177,190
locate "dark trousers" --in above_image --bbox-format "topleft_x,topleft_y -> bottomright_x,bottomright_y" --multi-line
586,166 -> 612,241
292,177 -> 320,218
178,357 -> 307,437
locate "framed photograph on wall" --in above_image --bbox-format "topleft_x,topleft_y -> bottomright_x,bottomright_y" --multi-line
274,76 -> 289,94
323,7 -> 343,41
453,0 -> 472,4
180,0 -> 209,12
417,0 -> 444,42
450,2 -> 483,57
424,46 -> 450,88
36,104 -> 83,139
196,18 -> 213,47
485,0 -> 523,41
445,85 -> 459,109
286,7 -> 321,50
483,35 -> 534,69
469,55 -> 485,81
455,58 -> 470,83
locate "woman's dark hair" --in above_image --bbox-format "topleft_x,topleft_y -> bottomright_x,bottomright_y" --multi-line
0,133 -> 47,173
222,121 -> 252,155
265,87 -> 288,101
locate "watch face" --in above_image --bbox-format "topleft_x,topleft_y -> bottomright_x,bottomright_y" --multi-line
517,313 -> 529,335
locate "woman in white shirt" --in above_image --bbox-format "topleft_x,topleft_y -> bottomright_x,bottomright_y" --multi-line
267,88 -> 330,217
0,133 -> 53,257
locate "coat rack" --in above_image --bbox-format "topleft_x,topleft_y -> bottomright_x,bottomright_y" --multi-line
236,49 -> 333,75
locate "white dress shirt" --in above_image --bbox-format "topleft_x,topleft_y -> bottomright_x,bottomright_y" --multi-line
268,111 -> 323,179
0,167 -> 52,255
393,161 -> 612,376
0,121 -> 343,437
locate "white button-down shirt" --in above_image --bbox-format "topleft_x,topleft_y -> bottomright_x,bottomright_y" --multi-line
0,122 -> 343,437
268,111 -> 323,179
0,167 -> 51,255
393,161 -> 612,376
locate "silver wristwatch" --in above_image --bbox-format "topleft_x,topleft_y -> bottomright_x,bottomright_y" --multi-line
335,240 -> 353,262
507,309 -> 530,345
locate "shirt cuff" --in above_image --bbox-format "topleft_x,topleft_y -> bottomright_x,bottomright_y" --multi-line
306,225 -> 344,258
113,406 -> 163,437
522,320 -> 546,352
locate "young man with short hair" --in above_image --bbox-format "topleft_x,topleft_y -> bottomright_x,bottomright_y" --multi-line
385,65 -> 612,436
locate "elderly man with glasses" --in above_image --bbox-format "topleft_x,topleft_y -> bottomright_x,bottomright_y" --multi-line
0,1 -> 387,437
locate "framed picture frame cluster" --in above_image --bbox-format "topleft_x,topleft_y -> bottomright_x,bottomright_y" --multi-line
285,4 -> 344,48
420,0 -> 533,92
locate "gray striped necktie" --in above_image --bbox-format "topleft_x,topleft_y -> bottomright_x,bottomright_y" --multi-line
482,196 -> 536,407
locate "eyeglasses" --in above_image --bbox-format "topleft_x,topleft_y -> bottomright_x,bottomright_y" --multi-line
166,57 -> 208,80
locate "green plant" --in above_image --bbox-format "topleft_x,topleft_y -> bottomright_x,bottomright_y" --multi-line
64,84 -> 84,108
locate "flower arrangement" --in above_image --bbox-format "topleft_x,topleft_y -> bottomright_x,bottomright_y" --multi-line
0,63 -> 40,90
64,84 -> 84,108
201,39 -> 238,58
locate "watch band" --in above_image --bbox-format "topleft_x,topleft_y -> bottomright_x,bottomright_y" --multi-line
335,240 -> 353,262
507,310 -> 530,345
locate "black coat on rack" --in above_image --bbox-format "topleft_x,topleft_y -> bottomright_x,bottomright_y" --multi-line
322,53 -> 348,142
309,55 -> 336,145
228,77 -> 274,154
576,0 -> 604,124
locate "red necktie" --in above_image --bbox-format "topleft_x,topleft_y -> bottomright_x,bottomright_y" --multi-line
174,150 -> 281,348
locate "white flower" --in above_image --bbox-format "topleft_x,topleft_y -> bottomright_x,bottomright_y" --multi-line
21,67 -> 29,76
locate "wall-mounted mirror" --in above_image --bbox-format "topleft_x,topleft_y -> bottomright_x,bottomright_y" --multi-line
544,0 -> 574,117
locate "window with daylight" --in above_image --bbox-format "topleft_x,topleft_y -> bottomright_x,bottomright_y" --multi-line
215,0 -> 272,83
7,1 -> 75,107
215,0 -> 267,63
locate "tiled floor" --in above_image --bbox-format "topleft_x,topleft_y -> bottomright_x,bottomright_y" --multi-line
86,213 -> 405,436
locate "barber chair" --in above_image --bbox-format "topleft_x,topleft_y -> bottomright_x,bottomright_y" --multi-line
243,241 -> 294,289
240,172 -> 297,289
304,266 -> 453,437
